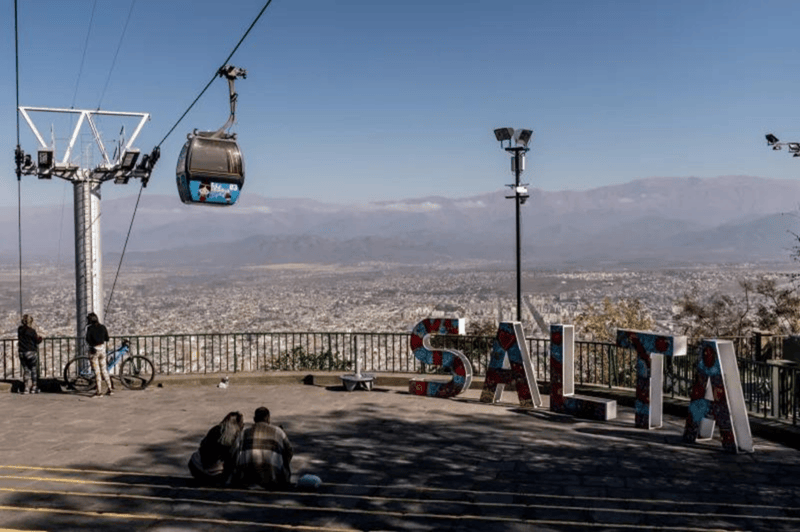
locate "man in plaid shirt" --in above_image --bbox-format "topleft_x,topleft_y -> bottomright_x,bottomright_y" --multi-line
232,406 -> 293,488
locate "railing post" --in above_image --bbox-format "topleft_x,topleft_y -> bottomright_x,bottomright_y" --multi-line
768,359 -> 797,419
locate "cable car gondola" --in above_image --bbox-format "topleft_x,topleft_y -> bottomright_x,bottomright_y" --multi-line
176,66 -> 247,206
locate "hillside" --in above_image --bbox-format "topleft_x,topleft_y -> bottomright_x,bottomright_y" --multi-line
3,175 -> 799,267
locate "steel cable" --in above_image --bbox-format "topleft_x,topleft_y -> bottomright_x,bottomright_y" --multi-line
98,0 -> 137,110
71,0 -> 97,109
156,0 -> 273,148
14,0 -> 23,316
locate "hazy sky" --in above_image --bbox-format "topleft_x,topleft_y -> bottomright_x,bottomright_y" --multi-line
2,0 -> 800,208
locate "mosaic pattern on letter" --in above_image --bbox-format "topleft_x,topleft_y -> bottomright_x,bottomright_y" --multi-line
479,322 -> 542,408
683,340 -> 753,453
550,324 -> 617,420
408,318 -> 472,398
616,329 -> 687,429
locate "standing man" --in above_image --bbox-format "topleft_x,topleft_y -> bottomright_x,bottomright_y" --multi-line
85,312 -> 113,397
232,406 -> 293,488
17,314 -> 43,394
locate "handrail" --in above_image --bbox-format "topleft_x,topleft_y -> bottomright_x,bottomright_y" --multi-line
2,331 -> 797,425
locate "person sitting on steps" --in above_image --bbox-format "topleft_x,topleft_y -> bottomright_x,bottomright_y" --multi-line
231,406 -> 293,489
188,411 -> 245,486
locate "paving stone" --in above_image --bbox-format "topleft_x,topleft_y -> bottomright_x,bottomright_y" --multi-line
0,382 -> 798,531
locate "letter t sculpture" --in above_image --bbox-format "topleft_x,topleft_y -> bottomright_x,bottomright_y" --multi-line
616,330 -> 687,429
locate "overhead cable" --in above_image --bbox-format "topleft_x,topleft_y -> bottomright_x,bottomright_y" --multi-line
156,0 -> 274,147
105,184 -> 144,319
71,0 -> 97,109
105,0 -> 275,316
98,0 -> 137,109
15,0 -> 23,316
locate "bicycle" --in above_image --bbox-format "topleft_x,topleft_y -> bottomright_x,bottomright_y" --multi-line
63,339 -> 155,392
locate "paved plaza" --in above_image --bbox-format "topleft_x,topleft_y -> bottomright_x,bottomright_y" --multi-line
0,376 -> 799,531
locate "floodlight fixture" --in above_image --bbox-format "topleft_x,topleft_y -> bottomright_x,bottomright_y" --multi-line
37,149 -> 53,170
494,128 -> 514,142
120,149 -> 140,171
137,154 -> 150,171
514,129 -> 533,147
763,132 -> 800,156
37,149 -> 54,179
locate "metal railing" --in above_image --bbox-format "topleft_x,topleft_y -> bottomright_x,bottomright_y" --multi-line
2,331 -> 797,425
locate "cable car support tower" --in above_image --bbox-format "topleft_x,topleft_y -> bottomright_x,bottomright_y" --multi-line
15,107 -> 159,352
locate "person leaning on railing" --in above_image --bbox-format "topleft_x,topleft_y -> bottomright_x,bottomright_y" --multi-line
17,314 -> 43,394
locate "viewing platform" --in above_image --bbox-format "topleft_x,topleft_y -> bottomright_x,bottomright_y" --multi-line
1,376 -> 799,531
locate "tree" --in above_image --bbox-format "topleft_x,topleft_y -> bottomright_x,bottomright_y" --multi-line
673,289 -> 752,343
746,277 -> 800,334
575,298 -> 654,343
673,277 -> 800,342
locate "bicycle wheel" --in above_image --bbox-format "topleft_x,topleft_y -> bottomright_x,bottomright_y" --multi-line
63,356 -> 96,392
119,356 -> 155,390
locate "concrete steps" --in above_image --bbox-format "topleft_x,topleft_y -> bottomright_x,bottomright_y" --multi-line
1,465 -> 798,531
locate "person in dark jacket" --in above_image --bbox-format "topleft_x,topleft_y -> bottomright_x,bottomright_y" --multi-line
188,411 -> 245,485
17,314 -> 43,394
85,312 -> 113,397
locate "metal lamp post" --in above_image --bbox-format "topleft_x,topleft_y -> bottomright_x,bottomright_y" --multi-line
494,128 -> 533,322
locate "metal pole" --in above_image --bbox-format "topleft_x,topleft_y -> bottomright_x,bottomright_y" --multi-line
73,177 -> 104,355
514,150 -> 522,322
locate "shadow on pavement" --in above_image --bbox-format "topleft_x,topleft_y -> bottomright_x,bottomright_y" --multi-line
5,391 -> 800,531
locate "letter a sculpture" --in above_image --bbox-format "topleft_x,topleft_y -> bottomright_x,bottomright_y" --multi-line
683,340 -> 753,453
480,322 -> 542,408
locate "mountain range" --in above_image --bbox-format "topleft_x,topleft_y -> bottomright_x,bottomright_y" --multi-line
3,175 -> 800,268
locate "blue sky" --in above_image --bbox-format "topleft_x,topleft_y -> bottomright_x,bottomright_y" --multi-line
2,0 -> 800,208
